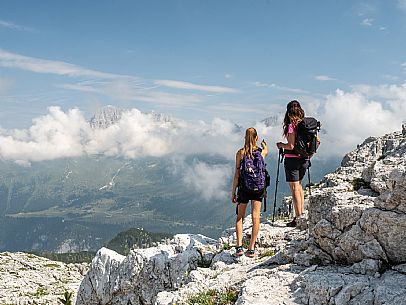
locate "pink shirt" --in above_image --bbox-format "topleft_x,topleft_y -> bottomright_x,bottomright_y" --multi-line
285,123 -> 301,158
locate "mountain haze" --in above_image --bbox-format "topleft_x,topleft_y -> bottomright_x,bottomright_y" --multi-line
0,106 -> 337,252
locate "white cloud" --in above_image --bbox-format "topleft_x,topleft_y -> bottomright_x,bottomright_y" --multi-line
61,80 -> 202,106
225,74 -> 233,79
250,83 -> 406,159
0,49 -> 124,79
58,83 -> 101,93
352,82 -> 406,100
253,82 -> 309,94
361,18 -> 373,26
2,79 -> 406,171
181,161 -> 230,201
154,79 -> 238,93
0,19 -> 32,31
0,107 -> 89,162
1,50 -> 237,109
313,86 -> 405,157
0,106 -> 244,201
315,75 -> 337,81
0,106 -> 243,164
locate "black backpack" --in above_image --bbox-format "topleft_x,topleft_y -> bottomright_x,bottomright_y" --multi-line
294,117 -> 320,157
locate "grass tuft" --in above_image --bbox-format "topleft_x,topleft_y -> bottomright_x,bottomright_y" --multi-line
184,288 -> 238,305
352,178 -> 371,191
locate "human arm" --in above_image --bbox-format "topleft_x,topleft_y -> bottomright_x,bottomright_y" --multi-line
260,139 -> 268,158
231,150 -> 242,203
276,124 -> 296,150
276,132 -> 295,150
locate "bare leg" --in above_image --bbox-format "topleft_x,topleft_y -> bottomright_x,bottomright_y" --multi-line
299,181 -> 305,215
249,200 -> 262,250
236,204 -> 247,246
288,181 -> 303,218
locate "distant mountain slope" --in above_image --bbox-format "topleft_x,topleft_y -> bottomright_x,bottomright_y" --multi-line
0,154 -> 234,252
105,227 -> 172,255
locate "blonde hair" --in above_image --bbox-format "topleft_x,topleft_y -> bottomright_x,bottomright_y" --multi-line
242,127 -> 258,159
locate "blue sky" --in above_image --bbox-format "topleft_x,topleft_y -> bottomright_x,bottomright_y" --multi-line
0,0 -> 406,148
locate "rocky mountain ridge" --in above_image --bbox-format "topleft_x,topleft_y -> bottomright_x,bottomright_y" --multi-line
75,124 -> 406,305
89,105 -> 175,129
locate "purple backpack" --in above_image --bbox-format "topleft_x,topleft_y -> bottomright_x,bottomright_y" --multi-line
239,149 -> 265,191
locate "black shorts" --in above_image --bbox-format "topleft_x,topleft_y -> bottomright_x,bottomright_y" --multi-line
237,185 -> 264,204
284,157 -> 309,182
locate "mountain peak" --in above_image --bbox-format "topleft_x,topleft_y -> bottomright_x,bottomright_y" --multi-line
261,115 -> 279,127
89,105 -> 123,129
148,111 -> 173,124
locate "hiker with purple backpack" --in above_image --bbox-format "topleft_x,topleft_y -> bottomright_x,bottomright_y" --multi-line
231,127 -> 268,258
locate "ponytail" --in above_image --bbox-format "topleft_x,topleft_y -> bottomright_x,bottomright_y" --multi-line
242,127 -> 258,159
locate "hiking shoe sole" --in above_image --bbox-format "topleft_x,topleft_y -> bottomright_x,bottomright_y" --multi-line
246,249 -> 257,258
235,246 -> 245,257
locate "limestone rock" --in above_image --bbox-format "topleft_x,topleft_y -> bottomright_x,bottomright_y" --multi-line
307,126 -> 406,265
0,252 -> 87,305
75,234 -> 217,305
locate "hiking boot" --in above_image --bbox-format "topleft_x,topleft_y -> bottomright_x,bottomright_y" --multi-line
286,218 -> 297,227
235,246 -> 245,257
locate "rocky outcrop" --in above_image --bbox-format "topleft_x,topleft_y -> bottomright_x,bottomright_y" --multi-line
306,127 -> 406,266
74,125 -> 406,304
76,221 -> 307,305
75,219 -> 406,305
76,234 -> 219,305
0,252 -> 87,305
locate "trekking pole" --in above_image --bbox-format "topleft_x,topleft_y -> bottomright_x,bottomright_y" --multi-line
307,159 -> 312,196
272,148 -> 284,223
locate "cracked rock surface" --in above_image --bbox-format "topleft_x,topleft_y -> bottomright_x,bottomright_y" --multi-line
0,252 -> 88,305
307,127 -> 406,265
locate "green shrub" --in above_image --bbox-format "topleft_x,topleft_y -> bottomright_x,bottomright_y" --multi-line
185,288 -> 238,305
352,178 -> 371,191
222,243 -> 232,250
33,286 -> 48,297
58,290 -> 73,305
44,263 -> 60,269
29,251 -> 95,264
309,257 -> 322,265
259,249 -> 275,258
197,259 -> 211,268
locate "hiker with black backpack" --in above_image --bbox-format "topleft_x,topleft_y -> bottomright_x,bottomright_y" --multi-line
276,100 -> 320,227
231,127 -> 268,258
